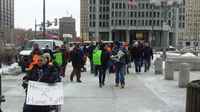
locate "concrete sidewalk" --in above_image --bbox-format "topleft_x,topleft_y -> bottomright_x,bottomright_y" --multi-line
1,68 -> 184,112
61,72 -> 174,112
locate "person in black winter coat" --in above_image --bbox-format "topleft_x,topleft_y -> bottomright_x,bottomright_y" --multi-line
22,55 -> 61,112
70,45 -> 83,83
88,42 -> 96,74
143,43 -> 153,72
131,42 -> 143,73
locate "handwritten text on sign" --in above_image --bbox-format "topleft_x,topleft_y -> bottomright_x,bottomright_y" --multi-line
26,81 -> 64,105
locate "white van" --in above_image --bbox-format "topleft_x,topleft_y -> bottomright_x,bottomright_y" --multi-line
20,39 -> 63,56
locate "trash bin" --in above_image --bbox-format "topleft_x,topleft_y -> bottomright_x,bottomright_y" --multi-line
186,80 -> 200,112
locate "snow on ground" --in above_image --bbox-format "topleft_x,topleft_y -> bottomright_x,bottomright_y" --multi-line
0,63 -> 21,75
181,53 -> 196,57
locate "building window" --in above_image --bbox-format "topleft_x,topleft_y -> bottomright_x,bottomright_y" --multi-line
112,3 -> 114,9
115,3 -> 118,9
119,3 -> 122,9
142,12 -> 144,17
119,20 -> 121,26
123,3 -> 126,9
150,12 -> 152,17
157,12 -> 160,17
123,20 -> 125,26
142,20 -> 144,26
130,20 -> 133,25
145,20 -> 148,26
131,12 -> 133,17
157,20 -> 160,26
153,12 -> 156,18
115,12 -> 118,17
138,12 -> 141,17
119,12 -> 121,17
153,20 -> 156,26
134,12 -> 137,17
112,12 -> 114,17
99,22 -> 102,27
146,4 -> 149,9
149,20 -> 152,26
168,20 -> 171,26
146,12 -> 149,17
93,7 -> 96,12
134,20 -> 136,26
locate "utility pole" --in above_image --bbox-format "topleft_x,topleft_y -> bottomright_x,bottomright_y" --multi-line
35,18 -> 37,39
43,0 -> 46,38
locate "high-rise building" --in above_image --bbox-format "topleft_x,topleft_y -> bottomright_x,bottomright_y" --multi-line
0,0 -> 14,45
175,0 -> 185,48
59,16 -> 76,39
80,0 -> 89,41
88,0 -> 182,48
183,0 -> 200,48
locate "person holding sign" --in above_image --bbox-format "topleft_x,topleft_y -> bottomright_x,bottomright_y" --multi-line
111,41 -> 128,88
22,54 -> 61,112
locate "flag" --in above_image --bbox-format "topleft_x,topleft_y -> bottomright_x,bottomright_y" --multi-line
128,0 -> 137,8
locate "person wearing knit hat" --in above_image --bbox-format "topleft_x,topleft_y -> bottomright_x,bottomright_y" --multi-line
112,41 -> 128,88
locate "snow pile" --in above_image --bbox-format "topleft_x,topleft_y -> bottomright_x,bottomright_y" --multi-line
0,63 -> 21,75
181,53 -> 196,57
166,52 -> 181,57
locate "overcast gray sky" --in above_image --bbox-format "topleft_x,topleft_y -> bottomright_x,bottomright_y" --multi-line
15,0 -> 80,36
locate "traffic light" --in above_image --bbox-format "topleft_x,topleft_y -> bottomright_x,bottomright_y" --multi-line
54,18 -> 58,26
47,20 -> 52,27
39,27 -> 43,31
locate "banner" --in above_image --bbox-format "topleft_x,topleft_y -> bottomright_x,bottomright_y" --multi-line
26,81 -> 64,106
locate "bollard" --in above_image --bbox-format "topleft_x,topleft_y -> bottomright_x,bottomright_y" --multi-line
154,57 -> 163,74
179,63 -> 190,88
165,61 -> 174,80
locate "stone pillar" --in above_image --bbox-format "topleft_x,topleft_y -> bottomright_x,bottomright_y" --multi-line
154,57 -> 163,74
109,31 -> 112,41
179,63 -> 190,88
165,61 -> 174,80
126,30 -> 130,42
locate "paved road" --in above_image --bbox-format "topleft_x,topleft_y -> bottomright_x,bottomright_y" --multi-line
1,70 -> 177,112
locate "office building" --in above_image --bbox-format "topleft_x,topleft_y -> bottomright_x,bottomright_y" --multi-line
0,0 -> 14,45
181,0 -> 200,48
88,0 -> 182,48
80,0 -> 89,40
59,16 -> 76,39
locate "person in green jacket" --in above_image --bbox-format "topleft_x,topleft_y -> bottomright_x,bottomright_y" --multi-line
53,46 -> 65,77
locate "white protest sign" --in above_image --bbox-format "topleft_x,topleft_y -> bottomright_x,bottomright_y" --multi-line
26,81 -> 64,106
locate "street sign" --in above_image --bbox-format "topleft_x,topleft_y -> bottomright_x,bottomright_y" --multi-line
26,81 -> 64,106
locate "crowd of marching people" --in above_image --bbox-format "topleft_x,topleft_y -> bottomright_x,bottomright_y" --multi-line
21,40 -> 153,112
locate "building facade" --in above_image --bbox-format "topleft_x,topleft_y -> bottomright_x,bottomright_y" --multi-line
0,0 -> 14,46
180,0 -> 200,49
88,0 -> 182,48
59,16 -> 76,39
80,0 -> 89,41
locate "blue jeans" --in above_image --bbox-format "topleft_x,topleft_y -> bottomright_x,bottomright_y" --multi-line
115,64 -> 125,85
134,59 -> 142,73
